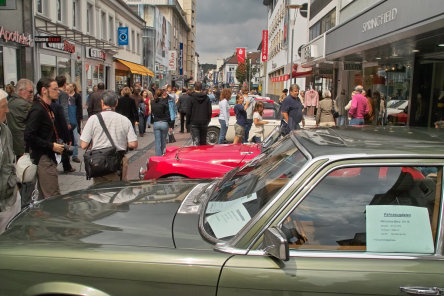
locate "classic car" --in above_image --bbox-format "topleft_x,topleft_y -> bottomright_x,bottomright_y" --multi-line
141,127 -> 281,180
1,127 -> 444,296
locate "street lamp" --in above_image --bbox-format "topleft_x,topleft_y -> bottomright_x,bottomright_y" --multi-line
286,4 -> 303,87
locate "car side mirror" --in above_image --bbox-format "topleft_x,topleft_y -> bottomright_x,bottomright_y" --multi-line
263,227 -> 289,261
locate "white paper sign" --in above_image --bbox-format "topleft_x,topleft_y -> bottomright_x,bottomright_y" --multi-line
366,205 -> 434,253
206,193 -> 257,214
207,203 -> 251,239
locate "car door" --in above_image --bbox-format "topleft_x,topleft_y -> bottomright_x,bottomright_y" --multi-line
217,163 -> 444,295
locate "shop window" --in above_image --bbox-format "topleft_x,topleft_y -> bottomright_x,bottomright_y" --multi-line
40,54 -> 56,79
57,57 -> 71,83
0,46 -> 4,89
283,166 -> 441,253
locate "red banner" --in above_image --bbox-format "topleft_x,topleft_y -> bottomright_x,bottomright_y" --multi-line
237,48 -> 246,64
261,30 -> 268,61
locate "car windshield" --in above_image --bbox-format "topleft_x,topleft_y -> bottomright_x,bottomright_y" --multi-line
201,135 -> 308,241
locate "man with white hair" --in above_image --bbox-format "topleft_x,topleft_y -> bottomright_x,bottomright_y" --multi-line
0,89 -> 21,234
5,78 -> 34,158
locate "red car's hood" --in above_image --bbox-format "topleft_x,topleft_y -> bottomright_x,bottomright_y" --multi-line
165,144 -> 261,167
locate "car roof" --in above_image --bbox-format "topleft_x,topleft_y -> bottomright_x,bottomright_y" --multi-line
293,126 -> 444,159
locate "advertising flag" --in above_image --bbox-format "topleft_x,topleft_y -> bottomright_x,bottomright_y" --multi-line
237,48 -> 246,64
262,30 -> 268,61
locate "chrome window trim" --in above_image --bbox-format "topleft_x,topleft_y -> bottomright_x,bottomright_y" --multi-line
248,249 -> 444,261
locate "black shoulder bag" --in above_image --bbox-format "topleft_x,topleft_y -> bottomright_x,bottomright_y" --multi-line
83,113 -> 124,180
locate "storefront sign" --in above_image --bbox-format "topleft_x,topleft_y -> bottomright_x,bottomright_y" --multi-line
344,63 -> 362,71
362,8 -> 397,32
261,30 -> 268,61
179,42 -> 183,75
35,35 -> 62,43
0,26 -> 31,46
87,47 -> 106,60
45,40 -> 76,53
169,50 -> 176,71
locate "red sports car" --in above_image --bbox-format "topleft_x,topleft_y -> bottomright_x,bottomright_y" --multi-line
141,126 -> 282,180
141,143 -> 262,180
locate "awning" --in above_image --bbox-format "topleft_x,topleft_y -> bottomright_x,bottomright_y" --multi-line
115,59 -> 154,77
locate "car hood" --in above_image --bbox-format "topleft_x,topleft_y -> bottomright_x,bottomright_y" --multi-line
0,180 -> 212,249
170,144 -> 260,166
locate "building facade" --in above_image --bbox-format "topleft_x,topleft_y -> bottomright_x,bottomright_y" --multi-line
33,0 -> 146,96
0,0 -> 34,88
262,0 -> 309,98
301,0 -> 444,127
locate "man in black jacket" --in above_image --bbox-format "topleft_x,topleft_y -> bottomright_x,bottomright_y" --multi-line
177,88 -> 192,133
24,78 -> 65,199
189,82 -> 212,145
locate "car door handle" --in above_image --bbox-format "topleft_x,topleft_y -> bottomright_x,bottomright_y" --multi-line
400,286 -> 444,295
240,152 -> 254,155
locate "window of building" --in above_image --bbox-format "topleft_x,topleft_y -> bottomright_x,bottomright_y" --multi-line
284,165 -> 441,252
136,33 -> 140,54
108,16 -> 114,42
131,29 -> 135,52
37,0 -> 43,14
57,0 -> 62,22
101,11 -> 106,40
87,3 -> 94,34
73,0 -> 80,28
309,8 -> 336,41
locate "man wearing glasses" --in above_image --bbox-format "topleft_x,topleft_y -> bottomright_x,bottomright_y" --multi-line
25,78 -> 65,200
5,79 -> 34,159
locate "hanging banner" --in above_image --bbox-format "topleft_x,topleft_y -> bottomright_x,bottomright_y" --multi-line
262,30 -> 268,61
237,48 -> 246,64
118,27 -> 128,46
169,50 -> 177,71
179,42 -> 183,75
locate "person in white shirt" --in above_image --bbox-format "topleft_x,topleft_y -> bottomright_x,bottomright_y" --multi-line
80,90 -> 138,184
218,88 -> 231,144
249,101 -> 269,143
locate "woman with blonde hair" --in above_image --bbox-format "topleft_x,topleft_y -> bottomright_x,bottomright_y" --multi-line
218,88 -> 231,144
316,89 -> 336,127
249,101 -> 269,143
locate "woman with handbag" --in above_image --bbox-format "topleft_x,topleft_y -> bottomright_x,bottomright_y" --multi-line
315,90 -> 336,127
151,89 -> 170,156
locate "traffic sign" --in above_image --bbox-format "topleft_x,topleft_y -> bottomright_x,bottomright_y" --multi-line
118,27 -> 128,46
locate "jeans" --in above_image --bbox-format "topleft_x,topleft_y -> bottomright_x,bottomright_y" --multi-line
243,119 -> 253,143
337,115 -> 348,127
138,112 -> 145,135
153,121 -> 169,156
349,118 -> 364,125
71,125 -> 79,158
218,119 -> 228,144
191,122 -> 209,146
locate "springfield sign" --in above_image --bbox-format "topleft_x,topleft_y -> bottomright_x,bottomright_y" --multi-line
0,26 -> 32,46
362,8 -> 397,32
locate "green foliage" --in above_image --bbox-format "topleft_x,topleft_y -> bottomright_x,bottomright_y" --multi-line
236,62 -> 246,85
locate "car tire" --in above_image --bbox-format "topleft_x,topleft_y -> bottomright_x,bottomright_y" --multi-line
207,127 -> 220,145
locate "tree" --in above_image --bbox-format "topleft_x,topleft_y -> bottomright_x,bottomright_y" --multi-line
235,62 -> 246,86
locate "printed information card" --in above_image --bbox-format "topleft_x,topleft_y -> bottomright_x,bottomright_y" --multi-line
366,205 -> 434,253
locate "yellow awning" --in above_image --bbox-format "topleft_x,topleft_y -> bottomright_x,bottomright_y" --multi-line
115,59 -> 154,77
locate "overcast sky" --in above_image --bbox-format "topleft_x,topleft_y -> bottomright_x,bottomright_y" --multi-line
196,0 -> 267,64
